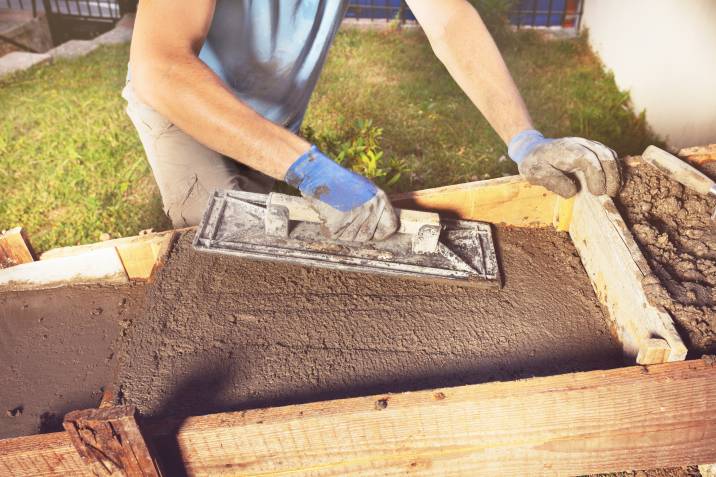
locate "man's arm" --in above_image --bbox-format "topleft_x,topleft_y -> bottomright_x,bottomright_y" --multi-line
406,0 -> 532,143
130,0 -> 307,179
406,0 -> 621,197
130,0 -> 398,242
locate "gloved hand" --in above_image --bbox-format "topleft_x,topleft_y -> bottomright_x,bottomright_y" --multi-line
285,146 -> 399,242
508,129 -> 621,198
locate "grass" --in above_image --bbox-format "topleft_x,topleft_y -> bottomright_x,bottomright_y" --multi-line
0,29 -> 659,252
0,44 -> 168,251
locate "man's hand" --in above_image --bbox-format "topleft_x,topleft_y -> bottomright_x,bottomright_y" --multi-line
509,130 -> 622,198
285,146 -> 399,242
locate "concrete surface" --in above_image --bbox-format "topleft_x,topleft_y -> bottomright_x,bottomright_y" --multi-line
48,39 -> 99,59
0,51 -> 50,78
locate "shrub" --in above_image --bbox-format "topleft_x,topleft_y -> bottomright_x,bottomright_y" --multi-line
302,119 -> 409,189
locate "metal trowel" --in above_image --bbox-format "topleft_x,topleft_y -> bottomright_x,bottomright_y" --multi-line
193,190 -> 501,287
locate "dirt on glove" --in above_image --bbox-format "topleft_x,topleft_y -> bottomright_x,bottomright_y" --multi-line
616,159 -> 716,354
114,227 -> 622,419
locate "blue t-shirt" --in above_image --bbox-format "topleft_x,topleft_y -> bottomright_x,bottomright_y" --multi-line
199,0 -> 348,133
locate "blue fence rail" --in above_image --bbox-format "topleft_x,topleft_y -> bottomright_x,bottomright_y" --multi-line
346,0 -> 583,28
510,0 -> 583,28
346,0 -> 415,22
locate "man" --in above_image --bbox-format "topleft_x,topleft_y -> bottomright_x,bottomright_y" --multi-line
125,0 -> 620,242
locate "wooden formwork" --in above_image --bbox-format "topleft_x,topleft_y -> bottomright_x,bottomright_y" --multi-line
0,175 -> 711,476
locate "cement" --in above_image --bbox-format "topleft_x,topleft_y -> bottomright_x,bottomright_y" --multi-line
0,285 -> 145,439
115,227 -> 623,419
616,161 -> 716,354
592,466 -> 700,477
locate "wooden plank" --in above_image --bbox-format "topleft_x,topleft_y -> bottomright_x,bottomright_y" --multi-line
569,189 -> 687,363
391,176 -> 572,230
63,406 -> 162,477
0,227 -> 36,268
40,231 -> 175,281
678,144 -> 716,165
2,359 -> 715,476
0,247 -> 128,292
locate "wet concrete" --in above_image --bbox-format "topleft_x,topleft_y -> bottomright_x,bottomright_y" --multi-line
114,227 -> 623,419
0,285 -> 145,439
616,160 -> 716,354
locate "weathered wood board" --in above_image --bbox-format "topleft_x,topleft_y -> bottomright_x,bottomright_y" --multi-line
40,230 -> 175,280
1,359 -> 714,476
391,175 -> 574,231
0,227 -> 35,268
0,247 -> 128,291
569,190 -> 687,363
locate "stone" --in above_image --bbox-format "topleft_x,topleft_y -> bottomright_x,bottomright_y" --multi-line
0,51 -> 51,79
48,40 -> 99,60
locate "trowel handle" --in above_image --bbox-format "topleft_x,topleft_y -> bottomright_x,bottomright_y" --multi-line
642,146 -> 716,196
265,192 -> 442,253
267,193 -> 440,235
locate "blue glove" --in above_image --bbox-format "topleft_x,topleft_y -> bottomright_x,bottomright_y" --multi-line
285,146 -> 399,242
509,129 -> 621,198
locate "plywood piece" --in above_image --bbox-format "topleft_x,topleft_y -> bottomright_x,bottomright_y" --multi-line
569,190 -> 687,363
678,144 -> 716,165
391,176 -> 567,229
40,231 -> 175,281
636,338 -> 672,365
2,359 -> 715,476
0,247 -> 128,291
0,227 -> 36,268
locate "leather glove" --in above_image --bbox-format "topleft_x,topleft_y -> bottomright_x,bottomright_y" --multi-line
508,129 -> 622,198
285,146 -> 399,242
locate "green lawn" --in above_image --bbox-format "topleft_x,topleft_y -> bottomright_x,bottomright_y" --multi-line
0,28 -> 659,252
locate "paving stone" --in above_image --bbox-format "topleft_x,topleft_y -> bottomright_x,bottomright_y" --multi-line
92,25 -> 132,45
0,51 -> 50,78
48,39 -> 99,59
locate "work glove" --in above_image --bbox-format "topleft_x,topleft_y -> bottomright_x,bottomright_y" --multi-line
285,146 -> 399,242
508,129 -> 622,198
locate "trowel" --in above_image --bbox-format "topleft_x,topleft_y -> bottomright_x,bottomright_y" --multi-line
193,190 -> 500,287
642,145 -> 716,220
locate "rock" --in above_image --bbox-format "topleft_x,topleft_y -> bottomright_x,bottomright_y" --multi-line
48,40 -> 99,60
0,51 -> 50,79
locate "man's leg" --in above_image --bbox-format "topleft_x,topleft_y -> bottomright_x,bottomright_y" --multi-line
122,81 -> 274,227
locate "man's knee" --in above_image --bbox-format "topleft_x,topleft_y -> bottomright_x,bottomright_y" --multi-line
163,175 -> 211,228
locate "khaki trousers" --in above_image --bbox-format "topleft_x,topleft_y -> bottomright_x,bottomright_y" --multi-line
122,81 -> 274,227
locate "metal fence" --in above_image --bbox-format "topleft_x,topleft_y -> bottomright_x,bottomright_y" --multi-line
0,0 -> 38,16
346,0 -> 583,29
346,0 -> 415,22
0,0 -> 126,44
509,0 -> 584,29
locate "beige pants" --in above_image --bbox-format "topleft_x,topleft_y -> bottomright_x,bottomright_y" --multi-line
122,81 -> 274,227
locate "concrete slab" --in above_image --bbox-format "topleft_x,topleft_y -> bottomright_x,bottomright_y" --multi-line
0,51 -> 51,79
48,40 -> 99,60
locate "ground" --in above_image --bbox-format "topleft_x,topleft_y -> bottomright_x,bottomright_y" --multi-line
0,27 -> 660,252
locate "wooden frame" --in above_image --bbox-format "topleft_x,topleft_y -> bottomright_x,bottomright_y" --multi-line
0,227 -> 35,268
0,175 -> 698,475
0,230 -> 175,291
2,359 -> 715,476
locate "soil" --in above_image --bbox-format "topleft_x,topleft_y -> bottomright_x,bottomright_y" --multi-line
114,227 -> 623,419
0,285 -> 145,439
616,160 -> 716,354
590,466 -> 701,477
